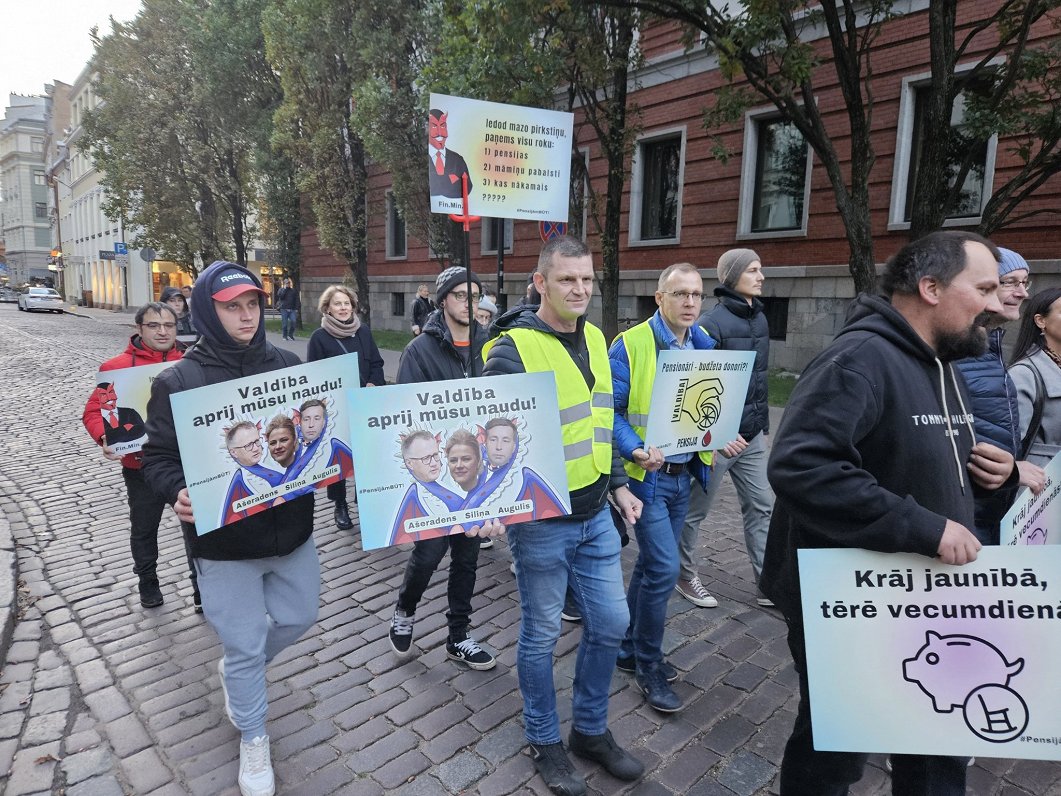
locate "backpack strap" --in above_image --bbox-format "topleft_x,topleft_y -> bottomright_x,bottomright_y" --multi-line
1020,362 -> 1046,459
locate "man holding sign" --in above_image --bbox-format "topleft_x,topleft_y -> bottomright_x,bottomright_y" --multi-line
762,232 -> 1016,795
143,261 -> 316,796
82,301 -> 184,609
485,236 -> 645,794
609,262 -> 716,713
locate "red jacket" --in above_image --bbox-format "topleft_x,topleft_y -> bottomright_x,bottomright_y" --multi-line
82,336 -> 183,469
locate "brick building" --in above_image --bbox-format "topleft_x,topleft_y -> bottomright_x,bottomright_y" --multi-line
301,0 -> 1061,370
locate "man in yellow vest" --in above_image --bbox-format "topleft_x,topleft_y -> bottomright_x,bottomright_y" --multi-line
609,262 -> 717,714
484,235 -> 644,796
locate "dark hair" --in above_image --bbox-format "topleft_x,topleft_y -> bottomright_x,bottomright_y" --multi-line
134,302 -> 178,324
402,429 -> 436,456
537,235 -> 591,275
299,399 -> 325,414
880,231 -> 1000,297
484,417 -> 517,435
1011,287 -> 1061,364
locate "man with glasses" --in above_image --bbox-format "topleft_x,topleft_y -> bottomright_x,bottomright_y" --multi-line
609,263 -> 718,714
955,247 -> 1045,543
387,266 -> 501,671
678,248 -> 775,609
82,302 -> 186,609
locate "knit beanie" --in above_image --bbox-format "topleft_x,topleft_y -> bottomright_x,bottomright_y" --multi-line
478,296 -> 498,316
997,247 -> 1030,277
716,248 -> 761,288
436,266 -> 483,302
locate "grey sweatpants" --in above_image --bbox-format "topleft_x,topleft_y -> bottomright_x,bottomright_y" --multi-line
197,537 -> 320,740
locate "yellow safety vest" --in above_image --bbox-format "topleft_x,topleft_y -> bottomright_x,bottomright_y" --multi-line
615,320 -> 714,482
486,324 -> 614,491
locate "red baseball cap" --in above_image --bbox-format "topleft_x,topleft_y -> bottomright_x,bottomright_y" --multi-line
210,265 -> 268,302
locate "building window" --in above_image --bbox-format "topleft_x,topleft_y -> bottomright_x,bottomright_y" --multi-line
761,297 -> 789,342
34,170 -> 47,186
481,218 -> 513,255
738,110 -> 811,238
385,193 -> 407,259
391,292 -> 405,317
31,137 -> 45,153
35,202 -> 48,219
889,69 -> 998,229
630,129 -> 685,245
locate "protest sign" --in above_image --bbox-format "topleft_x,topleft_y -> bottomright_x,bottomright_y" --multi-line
1001,452 -> 1061,545
94,361 -> 177,454
428,93 -> 574,221
349,372 -> 570,550
643,350 -> 755,454
170,354 -> 359,536
798,546 -> 1061,760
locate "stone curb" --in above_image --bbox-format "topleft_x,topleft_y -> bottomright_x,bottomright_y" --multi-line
0,513 -> 16,671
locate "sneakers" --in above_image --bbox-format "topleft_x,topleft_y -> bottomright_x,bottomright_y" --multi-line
479,537 -> 494,549
138,576 -> 163,608
192,584 -> 203,614
636,667 -> 683,713
509,561 -> 516,575
238,735 -> 275,796
529,741 -> 586,796
446,637 -> 496,670
389,608 -> 414,656
755,589 -> 775,607
568,728 -> 644,781
615,655 -> 678,683
674,576 -> 718,608
218,659 -> 235,726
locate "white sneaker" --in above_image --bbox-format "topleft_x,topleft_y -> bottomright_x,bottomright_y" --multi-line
675,576 -> 719,608
218,659 -> 235,726
239,735 -> 275,796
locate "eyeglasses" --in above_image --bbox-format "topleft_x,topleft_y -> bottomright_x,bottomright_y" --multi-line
449,291 -> 481,303
141,322 -> 177,331
228,438 -> 263,454
405,452 -> 441,466
661,291 -> 704,302
999,278 -> 1032,291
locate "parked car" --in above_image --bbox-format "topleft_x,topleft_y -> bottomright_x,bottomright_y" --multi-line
0,287 -> 18,303
18,287 -> 65,313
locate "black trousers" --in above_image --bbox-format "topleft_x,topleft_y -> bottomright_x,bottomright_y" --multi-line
397,534 -> 481,642
122,467 -> 197,589
780,613 -> 967,795
327,479 -> 346,503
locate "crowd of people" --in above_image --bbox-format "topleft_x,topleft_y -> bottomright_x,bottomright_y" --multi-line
80,229 -> 1050,796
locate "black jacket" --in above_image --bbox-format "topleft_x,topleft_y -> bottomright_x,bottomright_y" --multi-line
761,293 -> 990,617
398,308 -> 486,383
483,306 -> 628,519
411,295 -> 434,329
275,286 -> 299,312
142,262 -> 314,561
698,286 -> 770,439
307,324 -> 386,386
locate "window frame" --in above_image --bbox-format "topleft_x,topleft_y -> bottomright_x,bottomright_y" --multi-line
628,126 -> 686,247
887,64 -> 1000,231
480,217 -> 514,256
736,106 -> 813,240
384,191 -> 407,260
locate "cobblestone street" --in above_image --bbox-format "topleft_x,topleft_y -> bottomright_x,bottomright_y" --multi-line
0,304 -> 1056,795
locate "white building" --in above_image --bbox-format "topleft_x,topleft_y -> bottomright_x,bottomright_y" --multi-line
0,94 -> 52,285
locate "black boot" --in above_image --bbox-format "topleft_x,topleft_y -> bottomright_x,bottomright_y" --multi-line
138,575 -> 163,608
334,499 -> 353,530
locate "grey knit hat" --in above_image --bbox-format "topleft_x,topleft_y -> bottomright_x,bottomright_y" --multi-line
997,247 -> 1030,277
716,248 -> 761,288
436,266 -> 483,302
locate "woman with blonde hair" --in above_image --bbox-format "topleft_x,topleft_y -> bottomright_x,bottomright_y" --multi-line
307,284 -> 385,529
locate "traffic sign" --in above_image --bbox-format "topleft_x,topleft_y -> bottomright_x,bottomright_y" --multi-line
114,242 -> 128,255
539,221 -> 567,242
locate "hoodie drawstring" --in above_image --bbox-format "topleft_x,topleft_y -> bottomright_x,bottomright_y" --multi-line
935,358 -> 975,495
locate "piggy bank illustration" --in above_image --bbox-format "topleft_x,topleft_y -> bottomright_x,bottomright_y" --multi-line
902,631 -> 1024,713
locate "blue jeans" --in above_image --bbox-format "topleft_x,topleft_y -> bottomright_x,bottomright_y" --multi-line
508,504 -> 629,744
679,431 -> 773,581
621,470 -> 690,672
280,308 -> 297,338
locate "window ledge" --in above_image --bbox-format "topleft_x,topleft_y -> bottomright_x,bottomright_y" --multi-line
886,216 -> 982,233
628,236 -> 680,248
736,228 -> 808,241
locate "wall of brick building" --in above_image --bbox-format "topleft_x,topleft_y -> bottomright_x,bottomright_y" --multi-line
299,1 -> 1061,368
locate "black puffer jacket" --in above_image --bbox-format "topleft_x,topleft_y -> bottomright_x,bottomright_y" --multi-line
397,308 -> 487,383
483,306 -> 628,519
698,285 -> 770,439
142,262 -> 314,561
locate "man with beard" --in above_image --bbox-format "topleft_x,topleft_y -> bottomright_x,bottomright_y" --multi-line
761,231 -> 1016,796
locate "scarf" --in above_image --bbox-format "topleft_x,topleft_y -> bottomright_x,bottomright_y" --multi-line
321,311 -> 361,338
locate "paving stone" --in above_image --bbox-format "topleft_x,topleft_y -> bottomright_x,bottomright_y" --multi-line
21,712 -> 67,746
371,748 -> 431,790
61,745 -> 114,785
65,774 -> 126,796
714,749 -> 777,796
6,740 -> 61,794
436,750 -> 488,792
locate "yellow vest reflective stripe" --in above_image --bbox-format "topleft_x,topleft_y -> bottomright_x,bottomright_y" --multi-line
616,320 -> 713,482
500,324 -> 614,490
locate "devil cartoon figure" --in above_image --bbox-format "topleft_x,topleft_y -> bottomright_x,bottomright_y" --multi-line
428,108 -> 470,200
96,382 -> 148,449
